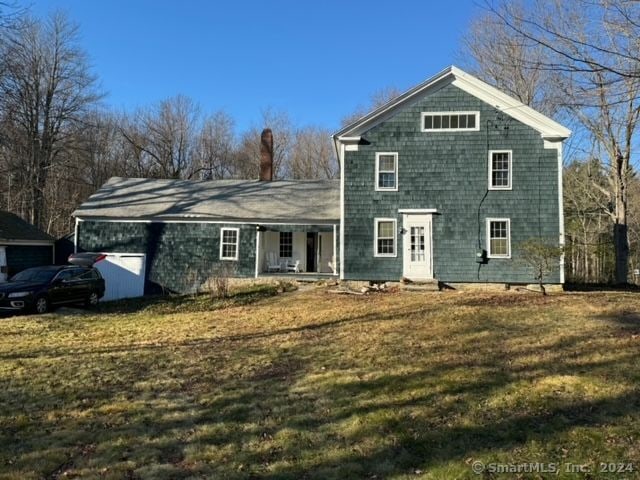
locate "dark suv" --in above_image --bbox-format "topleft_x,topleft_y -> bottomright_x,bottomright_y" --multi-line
0,265 -> 105,314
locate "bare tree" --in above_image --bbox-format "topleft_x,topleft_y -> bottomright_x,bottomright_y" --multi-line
485,0 -> 640,80
194,110 -> 235,180
290,126 -> 338,179
461,6 -> 559,116
341,86 -> 402,127
0,12 -> 101,230
469,0 -> 640,284
121,95 -> 200,179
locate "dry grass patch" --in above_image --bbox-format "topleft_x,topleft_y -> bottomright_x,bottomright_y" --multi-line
0,287 -> 639,479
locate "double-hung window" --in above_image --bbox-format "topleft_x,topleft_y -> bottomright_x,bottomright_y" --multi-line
279,232 -> 293,258
375,152 -> 398,191
489,150 -> 512,190
486,218 -> 511,258
220,228 -> 239,260
374,218 -> 397,257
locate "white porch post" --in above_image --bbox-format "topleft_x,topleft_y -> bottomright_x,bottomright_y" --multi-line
254,229 -> 261,278
333,224 -> 337,275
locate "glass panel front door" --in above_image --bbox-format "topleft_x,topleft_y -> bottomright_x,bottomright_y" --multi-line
410,226 -> 426,262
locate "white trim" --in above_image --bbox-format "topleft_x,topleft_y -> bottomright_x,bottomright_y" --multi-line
332,224 -> 338,275
339,142 -> 345,280
486,218 -> 511,259
74,217 -> 339,226
375,152 -> 399,192
420,111 -> 480,132
398,208 -> 438,214
373,217 -> 397,258
338,136 -> 360,152
334,65 -> 571,140
488,150 -> 513,191
254,230 -> 260,278
545,139 -> 565,283
219,227 -> 239,261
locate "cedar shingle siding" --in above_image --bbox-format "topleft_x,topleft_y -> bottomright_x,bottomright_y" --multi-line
78,221 -> 256,293
343,83 -> 561,283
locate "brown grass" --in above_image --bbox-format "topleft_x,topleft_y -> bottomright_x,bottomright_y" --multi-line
0,287 -> 639,479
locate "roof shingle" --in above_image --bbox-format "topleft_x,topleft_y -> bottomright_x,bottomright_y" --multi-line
0,211 -> 54,242
73,177 -> 340,223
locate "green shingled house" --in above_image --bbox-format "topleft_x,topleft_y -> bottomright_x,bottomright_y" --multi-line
333,66 -> 570,285
73,66 -> 570,297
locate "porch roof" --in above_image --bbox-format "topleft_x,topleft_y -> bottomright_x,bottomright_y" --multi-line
73,177 -> 340,224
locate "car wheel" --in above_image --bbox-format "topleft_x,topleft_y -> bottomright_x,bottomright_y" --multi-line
85,291 -> 99,308
35,296 -> 49,314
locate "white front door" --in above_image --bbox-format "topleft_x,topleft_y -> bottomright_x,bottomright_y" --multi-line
0,246 -> 6,282
402,214 -> 432,280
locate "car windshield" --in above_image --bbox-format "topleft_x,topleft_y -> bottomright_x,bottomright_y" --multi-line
10,268 -> 57,283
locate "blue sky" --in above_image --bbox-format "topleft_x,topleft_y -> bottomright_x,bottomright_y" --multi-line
29,0 -> 479,132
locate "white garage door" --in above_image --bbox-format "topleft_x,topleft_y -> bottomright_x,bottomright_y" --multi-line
95,253 -> 146,301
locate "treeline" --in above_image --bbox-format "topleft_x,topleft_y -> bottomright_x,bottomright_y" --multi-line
0,12 -> 337,238
1,4 -> 639,284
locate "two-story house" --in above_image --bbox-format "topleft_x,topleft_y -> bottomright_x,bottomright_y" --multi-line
72,66 -> 570,300
333,66 -> 570,285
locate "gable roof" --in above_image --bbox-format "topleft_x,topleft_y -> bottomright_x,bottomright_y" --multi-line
0,211 -> 54,243
334,65 -> 571,141
73,177 -> 340,224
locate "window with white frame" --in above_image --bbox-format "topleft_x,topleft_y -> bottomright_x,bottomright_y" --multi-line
421,111 -> 479,132
374,218 -> 396,257
487,219 -> 511,258
489,150 -> 512,190
375,152 -> 398,191
220,227 -> 239,260
279,231 -> 293,258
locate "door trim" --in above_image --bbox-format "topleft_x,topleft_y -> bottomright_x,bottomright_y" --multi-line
401,213 -> 433,281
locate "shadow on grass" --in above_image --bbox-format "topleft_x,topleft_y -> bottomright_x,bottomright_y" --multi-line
2,294 -> 640,479
96,282 -> 290,316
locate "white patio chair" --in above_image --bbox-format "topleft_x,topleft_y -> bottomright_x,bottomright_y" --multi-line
328,256 -> 337,274
286,258 -> 301,273
266,252 -> 281,272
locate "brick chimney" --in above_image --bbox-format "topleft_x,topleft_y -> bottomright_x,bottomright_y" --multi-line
260,128 -> 273,181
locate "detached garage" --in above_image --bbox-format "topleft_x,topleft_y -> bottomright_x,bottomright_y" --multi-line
0,211 -> 54,282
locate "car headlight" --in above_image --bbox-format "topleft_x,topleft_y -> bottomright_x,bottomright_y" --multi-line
8,291 -> 32,298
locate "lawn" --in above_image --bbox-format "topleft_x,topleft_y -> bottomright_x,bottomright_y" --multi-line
0,285 -> 639,479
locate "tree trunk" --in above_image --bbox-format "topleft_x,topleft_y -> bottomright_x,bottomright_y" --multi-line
613,155 -> 630,285
614,222 -> 629,284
